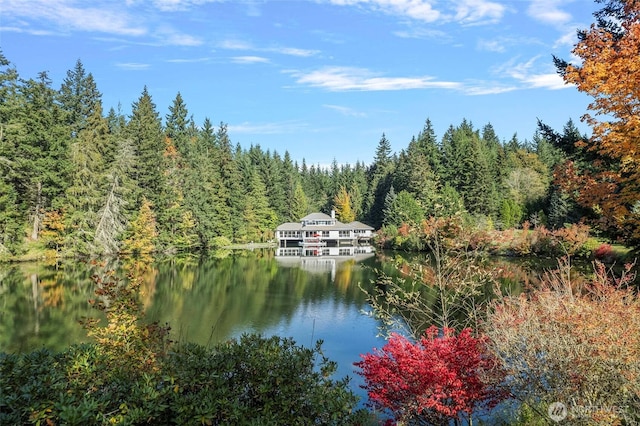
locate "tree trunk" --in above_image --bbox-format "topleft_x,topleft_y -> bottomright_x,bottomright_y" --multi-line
30,181 -> 42,240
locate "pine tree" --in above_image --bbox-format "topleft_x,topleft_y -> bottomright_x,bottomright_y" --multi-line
290,181 -> 309,221
64,102 -> 108,254
126,86 -> 165,208
366,133 -> 395,228
94,138 -> 136,255
59,59 -> 101,138
12,72 -> 70,241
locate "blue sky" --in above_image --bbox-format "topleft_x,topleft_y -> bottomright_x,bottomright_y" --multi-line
0,0 -> 598,166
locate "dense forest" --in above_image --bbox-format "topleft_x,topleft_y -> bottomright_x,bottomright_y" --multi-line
0,49 -> 626,259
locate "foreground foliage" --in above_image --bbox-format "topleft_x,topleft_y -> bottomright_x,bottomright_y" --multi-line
0,262 -> 367,425
0,335 -> 366,425
356,327 -> 505,426
486,258 -> 640,424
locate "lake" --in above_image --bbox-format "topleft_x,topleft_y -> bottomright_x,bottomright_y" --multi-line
0,248 -> 538,406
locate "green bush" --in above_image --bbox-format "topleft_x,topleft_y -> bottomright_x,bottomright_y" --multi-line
0,335 -> 367,425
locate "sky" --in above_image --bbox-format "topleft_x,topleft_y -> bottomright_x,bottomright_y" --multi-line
0,0 -> 599,166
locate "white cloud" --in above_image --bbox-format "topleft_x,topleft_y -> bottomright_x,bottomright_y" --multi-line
495,56 -> 571,90
166,57 -> 212,63
268,47 -> 320,57
291,66 -> 461,91
0,0 -> 146,36
454,0 -> 506,25
231,56 -> 270,64
527,0 -> 573,25
478,38 -> 506,53
324,0 -> 441,23
463,83 -> 517,95
151,0 -> 223,12
554,27 -> 579,48
324,0 -> 506,25
115,62 -> 151,70
393,27 -> 450,40
218,39 -> 254,50
156,26 -> 203,46
218,40 -> 319,57
522,72 -> 568,90
323,104 -> 367,117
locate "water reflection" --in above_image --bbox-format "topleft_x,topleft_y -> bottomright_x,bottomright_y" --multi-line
275,245 -> 375,282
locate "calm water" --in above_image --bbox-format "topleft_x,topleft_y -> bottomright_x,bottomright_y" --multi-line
0,248 -> 543,406
0,249 -> 400,399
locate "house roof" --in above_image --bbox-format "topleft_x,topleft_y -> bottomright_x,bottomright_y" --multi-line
301,212 -> 333,221
276,222 -> 302,231
348,221 -> 374,230
276,213 -> 374,232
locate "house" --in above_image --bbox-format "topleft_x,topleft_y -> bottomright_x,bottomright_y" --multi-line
275,211 -> 374,250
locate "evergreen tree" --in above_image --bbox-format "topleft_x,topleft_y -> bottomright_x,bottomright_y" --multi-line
12,72 -> 70,240
241,167 -> 277,243
0,52 -> 23,251
290,181 -> 309,221
64,102 -> 109,254
165,92 -> 193,157
59,59 -> 101,138
366,133 -> 395,228
94,139 -> 134,255
217,123 -> 244,241
126,86 -> 165,208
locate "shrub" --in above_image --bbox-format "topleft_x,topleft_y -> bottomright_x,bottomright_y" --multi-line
594,242 -> 615,262
355,327 -> 506,425
486,258 -> 640,423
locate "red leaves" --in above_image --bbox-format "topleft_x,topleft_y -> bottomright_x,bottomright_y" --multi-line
355,327 -> 505,423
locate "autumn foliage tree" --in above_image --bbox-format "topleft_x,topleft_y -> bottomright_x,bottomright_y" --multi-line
355,327 -> 505,426
486,258 -> 640,423
556,0 -> 640,247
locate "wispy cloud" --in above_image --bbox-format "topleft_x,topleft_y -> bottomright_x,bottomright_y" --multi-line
290,66 -> 461,91
228,120 -> 309,134
477,35 -> 542,53
218,39 -> 319,57
150,0 -> 224,12
323,104 -> 367,117
495,56 -> 570,90
1,0 -> 146,36
478,38 -> 507,53
462,83 -> 517,95
155,26 -> 203,46
268,46 -> 319,57
166,56 -> 213,63
325,0 -> 441,22
115,62 -> 151,70
453,0 -> 506,25
520,72 -> 568,90
324,0 -> 506,25
393,26 -> 450,40
231,56 -> 270,64
527,0 -> 573,26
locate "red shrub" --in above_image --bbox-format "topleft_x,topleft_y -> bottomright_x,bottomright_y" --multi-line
355,327 -> 506,425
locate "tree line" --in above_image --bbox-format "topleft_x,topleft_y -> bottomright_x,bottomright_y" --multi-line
0,50 -> 619,258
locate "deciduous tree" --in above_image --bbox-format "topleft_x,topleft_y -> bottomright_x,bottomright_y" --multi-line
556,0 -> 640,247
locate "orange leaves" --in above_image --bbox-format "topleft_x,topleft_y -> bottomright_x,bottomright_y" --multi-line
560,2 -> 640,246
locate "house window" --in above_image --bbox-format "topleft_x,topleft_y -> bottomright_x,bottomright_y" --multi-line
338,231 -> 351,238
322,231 -> 329,237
